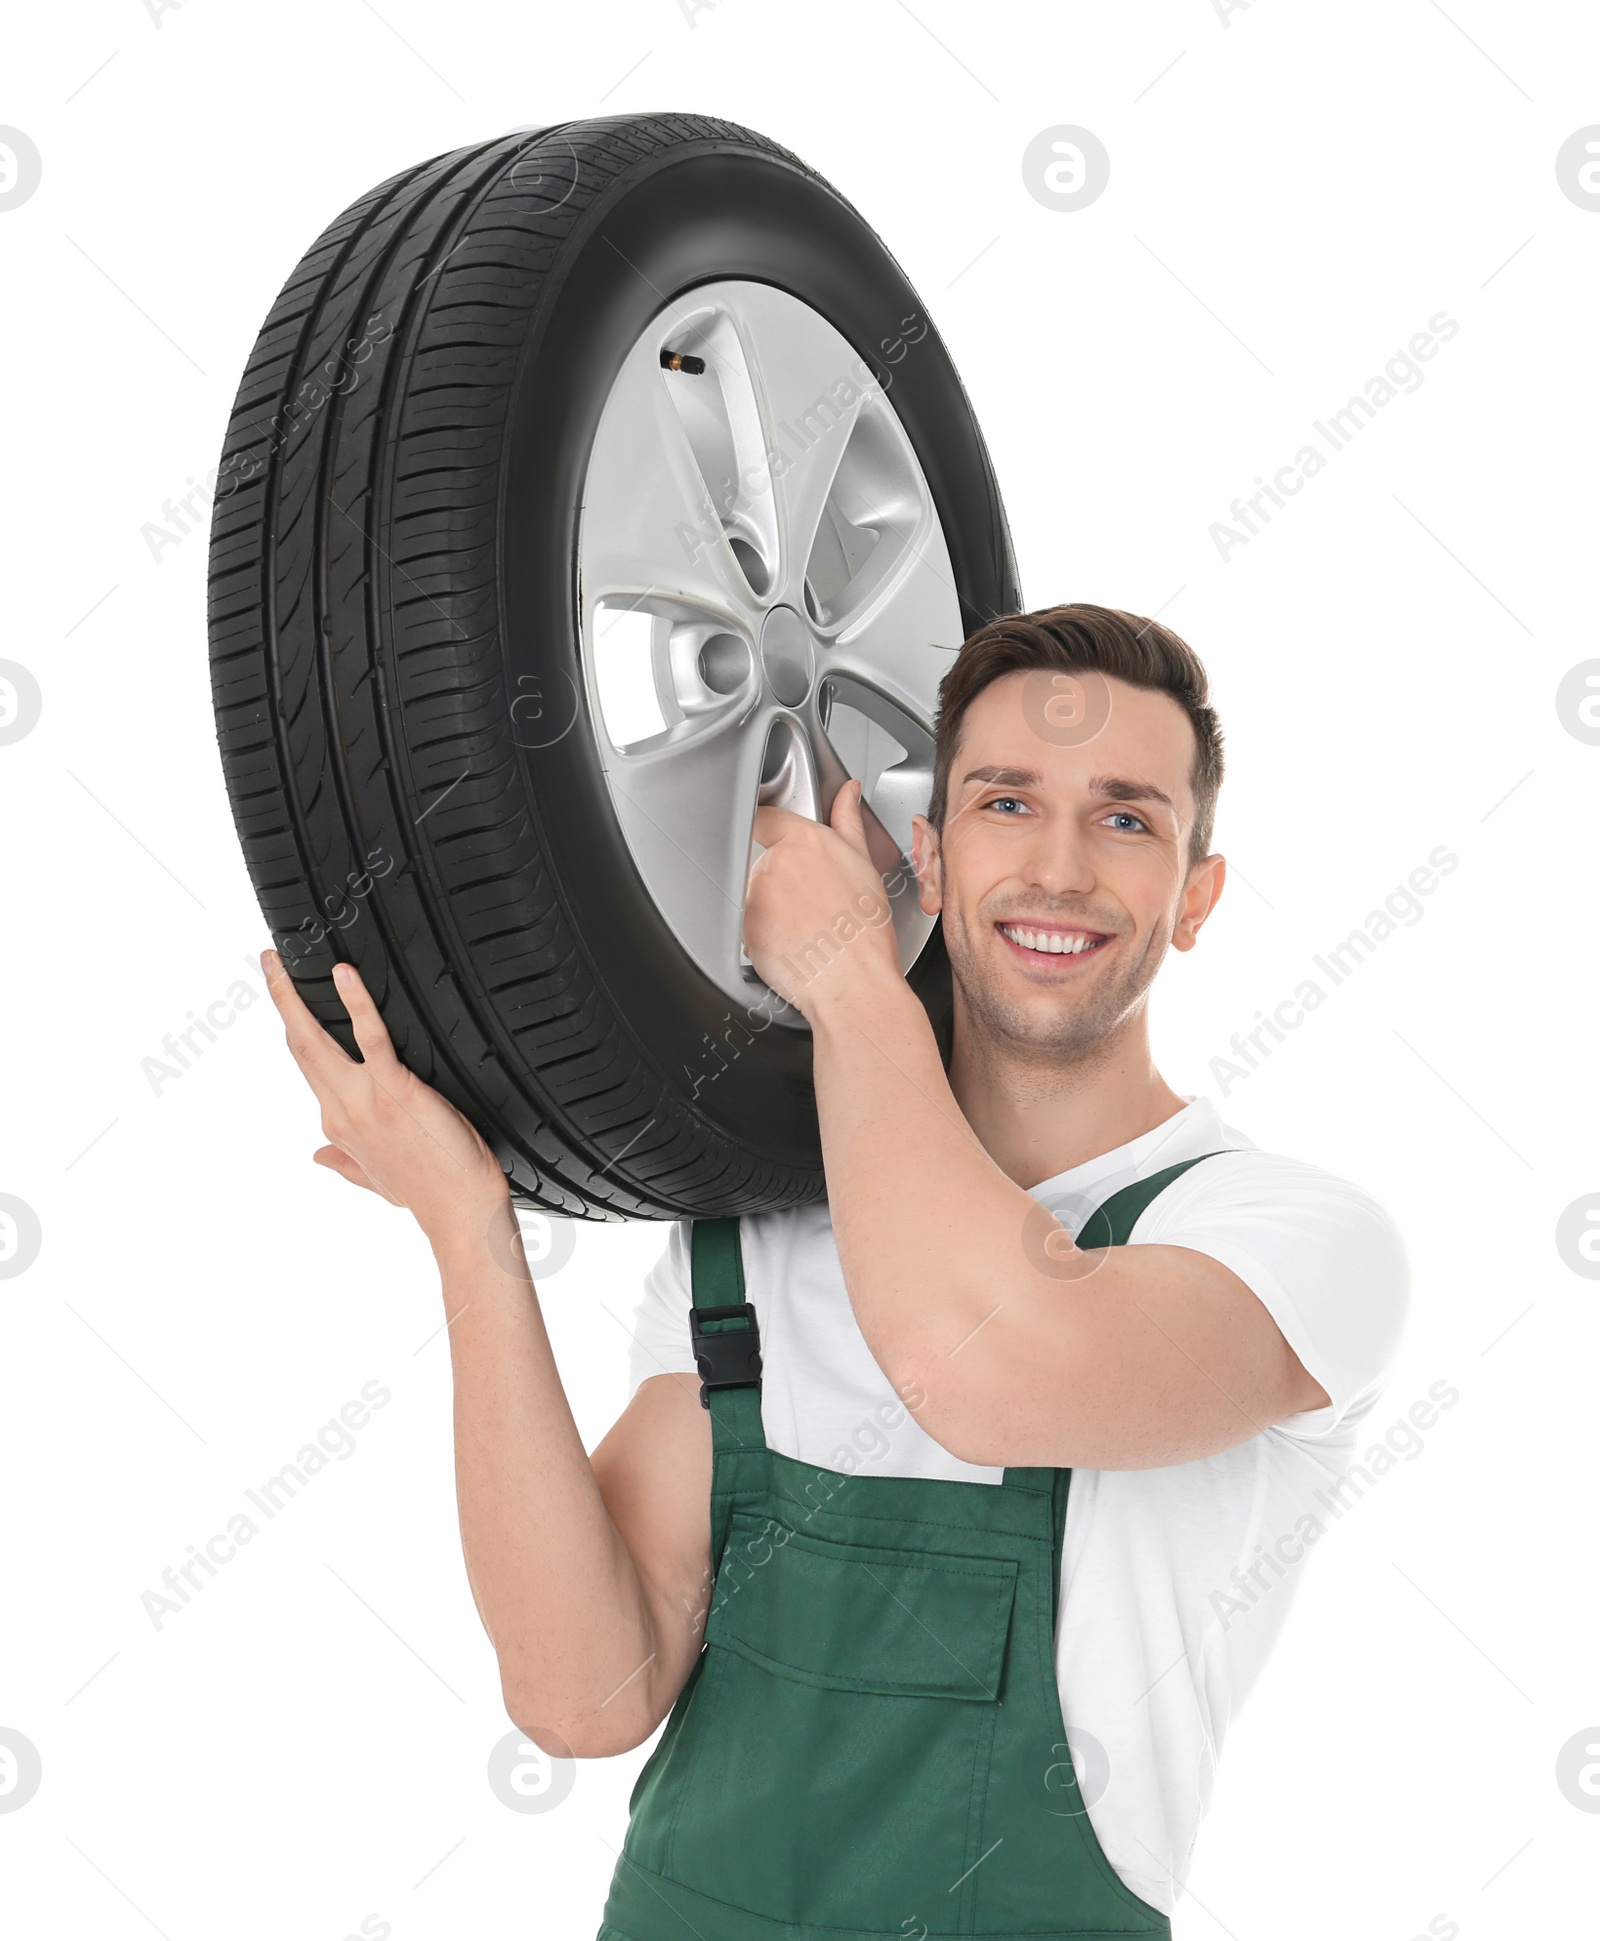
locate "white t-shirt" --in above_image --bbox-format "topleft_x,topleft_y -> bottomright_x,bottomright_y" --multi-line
623,1095 -> 1411,1914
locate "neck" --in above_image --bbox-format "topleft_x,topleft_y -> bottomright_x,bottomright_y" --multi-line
945,994 -> 1187,1192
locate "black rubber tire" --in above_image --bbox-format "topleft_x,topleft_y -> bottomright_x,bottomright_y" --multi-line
207,114 -> 1018,1219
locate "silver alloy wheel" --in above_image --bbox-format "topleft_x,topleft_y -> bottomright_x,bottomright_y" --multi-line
577,279 -> 963,1023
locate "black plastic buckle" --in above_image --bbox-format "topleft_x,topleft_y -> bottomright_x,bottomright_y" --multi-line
690,1301 -> 762,1409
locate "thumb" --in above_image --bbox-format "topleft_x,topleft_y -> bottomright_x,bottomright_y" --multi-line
314,1145 -> 401,1204
829,777 -> 871,858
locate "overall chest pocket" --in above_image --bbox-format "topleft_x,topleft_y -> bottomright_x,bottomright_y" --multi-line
707,1512 -> 1018,1698
667,1509 -> 1019,1931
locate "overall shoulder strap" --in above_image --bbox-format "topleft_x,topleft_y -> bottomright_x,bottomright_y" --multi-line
689,1218 -> 767,1456
1074,1150 -> 1232,1250
1005,1152 -> 1233,1497
690,1218 -> 746,1312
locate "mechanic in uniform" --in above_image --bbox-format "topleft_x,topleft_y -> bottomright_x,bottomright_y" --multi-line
263,603 -> 1409,1937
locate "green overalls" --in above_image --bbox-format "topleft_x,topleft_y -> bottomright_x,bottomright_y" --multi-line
599,1157 -> 1220,1941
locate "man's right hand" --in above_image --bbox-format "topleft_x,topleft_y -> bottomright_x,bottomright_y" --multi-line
261,945 -> 712,1757
261,948 -> 510,1247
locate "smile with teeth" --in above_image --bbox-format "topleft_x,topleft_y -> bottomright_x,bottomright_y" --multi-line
997,923 -> 1108,957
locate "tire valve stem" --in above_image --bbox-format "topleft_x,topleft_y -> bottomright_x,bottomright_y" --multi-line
659,349 -> 706,375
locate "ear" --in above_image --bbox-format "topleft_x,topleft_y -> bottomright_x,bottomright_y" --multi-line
911,812 -> 943,916
1172,853 -> 1225,952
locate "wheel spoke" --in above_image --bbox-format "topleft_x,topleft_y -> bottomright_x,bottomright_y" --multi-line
826,694 -> 931,937
799,388 -> 944,637
823,507 -> 963,738
798,709 -> 908,879
602,701 -> 771,989
580,335 -> 761,620
796,687 -> 937,974
728,285 -> 874,604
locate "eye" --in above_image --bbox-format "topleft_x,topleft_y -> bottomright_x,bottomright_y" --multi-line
986,794 -> 1029,816
1102,809 -> 1149,834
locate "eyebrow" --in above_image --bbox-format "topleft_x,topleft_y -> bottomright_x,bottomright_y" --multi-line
959,766 -> 1177,814
960,765 -> 1041,789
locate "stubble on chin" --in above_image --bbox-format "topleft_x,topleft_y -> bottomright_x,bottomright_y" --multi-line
943,910 -> 1169,1070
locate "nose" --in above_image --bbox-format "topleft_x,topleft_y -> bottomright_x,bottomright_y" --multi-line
1019,813 -> 1096,899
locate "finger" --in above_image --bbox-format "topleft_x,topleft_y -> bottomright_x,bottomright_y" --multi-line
331,960 -> 401,1072
313,1146 -> 380,1193
831,776 -> 906,878
261,949 -> 355,1087
828,777 -> 873,860
313,1145 -> 402,1205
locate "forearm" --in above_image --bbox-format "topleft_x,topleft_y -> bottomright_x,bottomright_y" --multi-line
809,973 -> 1051,1425
809,979 -> 1309,1471
432,1202 -> 667,1754
260,951 -> 691,1746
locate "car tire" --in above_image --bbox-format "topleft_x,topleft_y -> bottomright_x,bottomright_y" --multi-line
208,113 -> 1018,1218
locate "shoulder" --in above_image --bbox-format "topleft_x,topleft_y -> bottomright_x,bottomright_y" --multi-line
1140,1144 -> 1408,1265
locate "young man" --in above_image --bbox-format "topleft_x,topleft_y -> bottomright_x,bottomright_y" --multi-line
264,603 -> 1409,1938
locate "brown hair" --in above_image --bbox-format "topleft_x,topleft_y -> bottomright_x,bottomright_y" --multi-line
929,602 -> 1225,865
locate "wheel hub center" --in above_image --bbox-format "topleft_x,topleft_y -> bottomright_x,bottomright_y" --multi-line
759,605 -> 813,707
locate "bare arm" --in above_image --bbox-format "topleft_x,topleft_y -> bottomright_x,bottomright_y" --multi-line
436,1221 -> 711,1754
806,969 -> 1324,1468
262,950 -> 710,1755
741,792 -> 1329,1472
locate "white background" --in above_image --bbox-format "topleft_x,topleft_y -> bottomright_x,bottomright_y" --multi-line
2,2 -> 1596,1937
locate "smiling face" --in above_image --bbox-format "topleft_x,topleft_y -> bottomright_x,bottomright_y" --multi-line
911,671 -> 1225,1063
